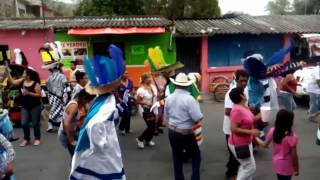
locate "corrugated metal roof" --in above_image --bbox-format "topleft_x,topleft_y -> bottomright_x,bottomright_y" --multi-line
1,15 -> 319,35
175,15 -> 320,36
0,16 -> 171,30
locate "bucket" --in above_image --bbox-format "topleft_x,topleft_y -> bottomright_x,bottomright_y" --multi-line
260,106 -> 278,122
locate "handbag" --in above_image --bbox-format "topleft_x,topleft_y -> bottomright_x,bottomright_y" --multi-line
142,108 -> 155,121
232,135 -> 251,159
142,87 -> 156,121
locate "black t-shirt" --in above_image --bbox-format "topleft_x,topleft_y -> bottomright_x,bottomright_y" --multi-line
21,81 -> 41,109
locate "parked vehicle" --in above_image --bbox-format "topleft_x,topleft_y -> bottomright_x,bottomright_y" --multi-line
293,66 -> 317,97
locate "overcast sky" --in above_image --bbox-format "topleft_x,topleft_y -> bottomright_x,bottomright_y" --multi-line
219,0 -> 270,16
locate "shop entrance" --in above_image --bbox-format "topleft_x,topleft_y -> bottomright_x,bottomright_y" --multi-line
92,42 -> 125,58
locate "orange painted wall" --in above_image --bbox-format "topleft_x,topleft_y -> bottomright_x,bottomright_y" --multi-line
126,65 -> 150,87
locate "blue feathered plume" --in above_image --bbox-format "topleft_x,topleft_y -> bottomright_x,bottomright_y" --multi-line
83,58 -> 98,86
109,45 -> 125,77
266,39 -> 293,67
83,44 -> 125,87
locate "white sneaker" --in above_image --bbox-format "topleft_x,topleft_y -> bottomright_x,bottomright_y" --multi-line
146,141 -> 156,147
46,122 -> 53,132
136,138 -> 145,149
120,130 -> 126,136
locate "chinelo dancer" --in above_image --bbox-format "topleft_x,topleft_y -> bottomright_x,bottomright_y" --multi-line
70,44 -> 126,180
242,41 -> 305,141
145,47 -> 204,161
39,42 -> 69,132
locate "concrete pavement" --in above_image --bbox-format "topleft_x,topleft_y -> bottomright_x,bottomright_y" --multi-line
11,98 -> 320,180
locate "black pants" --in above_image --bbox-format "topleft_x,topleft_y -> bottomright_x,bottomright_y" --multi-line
119,110 -> 131,133
67,144 -> 75,157
169,129 -> 201,180
138,119 -> 155,142
277,174 -> 292,180
225,135 -> 240,178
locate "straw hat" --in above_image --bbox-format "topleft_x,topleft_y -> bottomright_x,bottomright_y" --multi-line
84,44 -> 125,95
170,73 -> 193,87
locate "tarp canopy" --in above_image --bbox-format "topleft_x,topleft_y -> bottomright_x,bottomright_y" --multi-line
68,27 -> 165,35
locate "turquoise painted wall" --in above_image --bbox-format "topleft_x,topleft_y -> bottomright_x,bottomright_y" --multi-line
55,32 -> 176,65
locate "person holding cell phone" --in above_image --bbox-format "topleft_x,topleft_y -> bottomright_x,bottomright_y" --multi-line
7,67 -> 42,147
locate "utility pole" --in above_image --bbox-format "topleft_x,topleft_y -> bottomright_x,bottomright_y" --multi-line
304,0 -> 308,15
13,0 -> 19,17
40,0 -> 48,42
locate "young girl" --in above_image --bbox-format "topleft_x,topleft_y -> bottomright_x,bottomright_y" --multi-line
256,109 -> 299,180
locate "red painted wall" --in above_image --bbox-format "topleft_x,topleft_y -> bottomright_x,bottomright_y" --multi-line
200,37 -> 209,91
0,29 -> 54,82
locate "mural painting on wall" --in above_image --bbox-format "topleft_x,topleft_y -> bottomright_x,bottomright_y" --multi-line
61,41 -> 88,68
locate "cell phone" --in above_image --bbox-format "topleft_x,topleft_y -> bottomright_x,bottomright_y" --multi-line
21,88 -> 25,93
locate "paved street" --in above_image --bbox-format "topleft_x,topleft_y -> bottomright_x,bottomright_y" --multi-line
11,97 -> 320,180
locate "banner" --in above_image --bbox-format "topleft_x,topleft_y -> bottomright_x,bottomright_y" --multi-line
61,41 -> 88,68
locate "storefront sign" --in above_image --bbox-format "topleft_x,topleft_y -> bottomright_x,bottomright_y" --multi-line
61,41 -> 88,68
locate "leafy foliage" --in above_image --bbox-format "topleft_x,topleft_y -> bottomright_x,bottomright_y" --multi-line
266,0 -> 292,15
75,0 -> 145,16
266,0 -> 320,15
75,0 -> 221,18
293,0 -> 320,15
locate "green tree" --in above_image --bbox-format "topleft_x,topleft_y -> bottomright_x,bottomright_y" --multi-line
266,0 -> 293,15
75,0 -> 144,16
75,0 -> 220,18
293,0 -> 320,14
146,0 -> 220,19
189,0 -> 220,18
143,0 -> 167,15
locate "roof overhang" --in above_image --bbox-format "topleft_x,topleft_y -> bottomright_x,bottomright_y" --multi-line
68,27 -> 165,35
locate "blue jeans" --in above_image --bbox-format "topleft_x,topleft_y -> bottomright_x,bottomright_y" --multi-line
168,129 -> 201,180
308,92 -> 320,115
278,91 -> 296,111
21,105 -> 42,141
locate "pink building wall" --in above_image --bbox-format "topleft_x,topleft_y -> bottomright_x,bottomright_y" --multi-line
0,29 -> 54,82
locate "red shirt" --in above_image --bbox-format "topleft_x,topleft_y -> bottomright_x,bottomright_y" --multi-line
281,78 -> 298,93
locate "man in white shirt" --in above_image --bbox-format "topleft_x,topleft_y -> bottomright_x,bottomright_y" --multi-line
223,70 -> 248,179
307,64 -> 320,122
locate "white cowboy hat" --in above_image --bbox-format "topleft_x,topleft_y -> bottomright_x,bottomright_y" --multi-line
170,73 -> 193,87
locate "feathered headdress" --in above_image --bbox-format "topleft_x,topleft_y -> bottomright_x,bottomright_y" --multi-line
243,41 -> 304,79
84,44 -> 125,95
7,48 -> 28,75
39,41 -> 63,69
0,49 -> 11,62
145,46 -> 184,73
